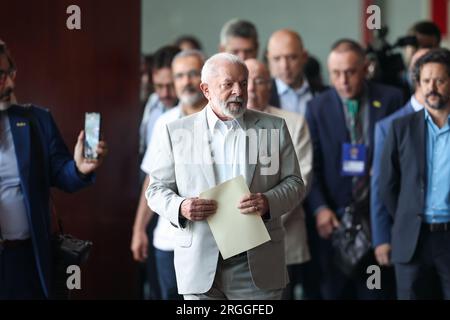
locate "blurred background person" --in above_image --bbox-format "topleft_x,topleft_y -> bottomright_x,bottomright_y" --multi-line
245,58 -> 313,300
174,35 -> 203,52
219,18 -> 259,61
132,50 -> 207,299
303,55 -> 327,93
135,45 -> 180,299
266,28 -> 327,299
140,54 -> 154,107
267,29 -> 325,114
404,21 -> 442,68
139,46 -> 180,161
305,39 -> 403,299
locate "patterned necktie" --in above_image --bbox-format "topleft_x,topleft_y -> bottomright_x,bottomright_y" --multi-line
346,99 -> 368,203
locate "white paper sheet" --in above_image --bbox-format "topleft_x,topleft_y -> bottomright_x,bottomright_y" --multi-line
200,175 -> 271,259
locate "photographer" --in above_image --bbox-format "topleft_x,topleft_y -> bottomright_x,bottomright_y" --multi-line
367,21 -> 441,99
0,41 -> 108,299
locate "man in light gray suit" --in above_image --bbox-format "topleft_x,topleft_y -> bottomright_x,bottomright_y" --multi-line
146,53 -> 304,300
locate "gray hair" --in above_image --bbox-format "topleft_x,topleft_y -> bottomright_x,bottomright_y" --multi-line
220,18 -> 258,47
172,49 -> 206,66
201,52 -> 248,83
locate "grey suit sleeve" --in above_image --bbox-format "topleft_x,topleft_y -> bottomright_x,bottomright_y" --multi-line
263,119 -> 305,220
145,123 -> 186,228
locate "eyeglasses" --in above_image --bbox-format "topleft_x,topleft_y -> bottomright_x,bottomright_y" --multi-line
173,70 -> 201,80
250,78 -> 270,86
0,68 -> 16,83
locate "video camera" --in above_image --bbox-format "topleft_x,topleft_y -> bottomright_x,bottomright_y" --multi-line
366,26 -> 418,89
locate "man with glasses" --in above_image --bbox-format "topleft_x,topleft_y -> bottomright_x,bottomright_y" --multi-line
0,41 -> 108,299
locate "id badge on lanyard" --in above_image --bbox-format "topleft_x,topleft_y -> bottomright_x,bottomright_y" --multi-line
341,143 -> 366,176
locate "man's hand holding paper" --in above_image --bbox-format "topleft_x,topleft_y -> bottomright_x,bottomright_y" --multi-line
199,175 -> 271,260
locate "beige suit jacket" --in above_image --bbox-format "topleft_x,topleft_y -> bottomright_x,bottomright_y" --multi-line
265,106 -> 312,265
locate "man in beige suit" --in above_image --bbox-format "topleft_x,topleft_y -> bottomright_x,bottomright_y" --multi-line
245,59 -> 312,299
146,53 -> 304,300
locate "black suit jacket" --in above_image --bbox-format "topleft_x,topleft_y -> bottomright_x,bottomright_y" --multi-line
379,110 -> 426,263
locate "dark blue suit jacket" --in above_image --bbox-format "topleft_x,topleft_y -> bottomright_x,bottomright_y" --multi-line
6,105 -> 94,298
305,82 -> 403,217
371,101 -> 416,248
379,110 -> 428,263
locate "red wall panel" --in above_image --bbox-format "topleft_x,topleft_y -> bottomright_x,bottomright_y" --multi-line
1,0 -> 141,299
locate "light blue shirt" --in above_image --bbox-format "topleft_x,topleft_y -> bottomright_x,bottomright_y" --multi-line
139,93 -> 168,155
424,109 -> 450,223
0,112 -> 30,240
276,78 -> 313,115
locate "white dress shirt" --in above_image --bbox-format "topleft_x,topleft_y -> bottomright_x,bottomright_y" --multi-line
206,105 -> 247,184
141,105 -> 185,251
0,112 -> 30,240
139,93 -> 168,155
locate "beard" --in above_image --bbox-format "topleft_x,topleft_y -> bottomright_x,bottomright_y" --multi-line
0,87 -> 13,101
0,88 -> 13,110
179,85 -> 204,106
425,91 -> 450,110
180,91 -> 203,106
217,96 -> 247,119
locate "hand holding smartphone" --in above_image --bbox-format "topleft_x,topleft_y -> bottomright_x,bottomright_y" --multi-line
84,112 -> 101,159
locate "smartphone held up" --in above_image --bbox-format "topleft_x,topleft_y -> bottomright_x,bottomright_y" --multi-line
84,112 -> 101,159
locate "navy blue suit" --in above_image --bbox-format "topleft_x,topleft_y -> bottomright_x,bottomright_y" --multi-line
3,105 -> 93,298
379,110 -> 450,299
371,101 -> 416,248
306,82 -> 403,215
305,82 -> 403,299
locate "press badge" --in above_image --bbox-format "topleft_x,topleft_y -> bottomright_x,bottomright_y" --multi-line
341,143 -> 366,176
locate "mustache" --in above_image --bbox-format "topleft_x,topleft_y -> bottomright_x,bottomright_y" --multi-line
182,85 -> 197,94
226,97 -> 245,106
426,91 -> 443,99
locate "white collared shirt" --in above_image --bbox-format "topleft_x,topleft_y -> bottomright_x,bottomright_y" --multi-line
206,105 -> 247,184
141,105 -> 185,252
0,112 -> 30,240
276,78 -> 313,115
139,93 -> 169,155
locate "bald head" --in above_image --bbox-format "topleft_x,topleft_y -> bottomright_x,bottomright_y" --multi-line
267,29 -> 308,88
268,29 -> 304,52
245,59 -> 272,111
